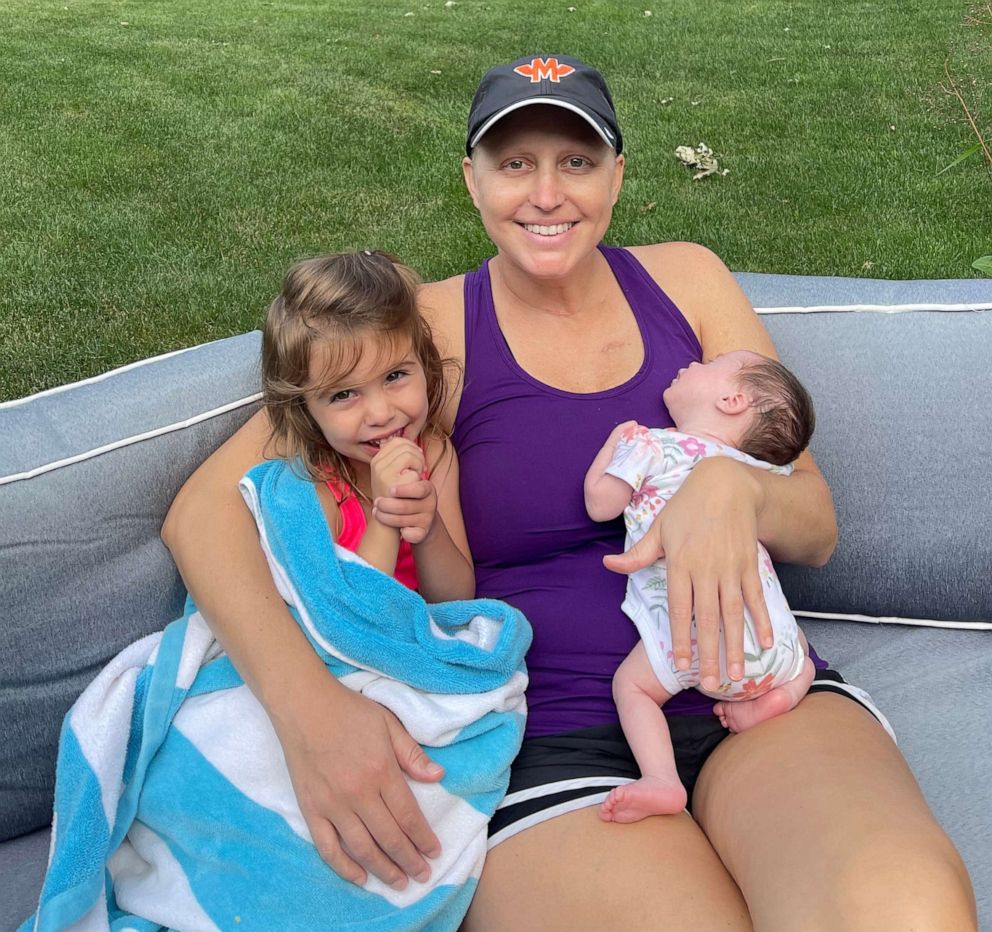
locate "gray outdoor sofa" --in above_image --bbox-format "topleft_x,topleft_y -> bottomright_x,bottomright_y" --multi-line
2,271 -> 990,929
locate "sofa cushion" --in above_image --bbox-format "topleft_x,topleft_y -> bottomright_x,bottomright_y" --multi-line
742,274 -> 992,628
0,333 -> 262,841
0,827 -> 49,928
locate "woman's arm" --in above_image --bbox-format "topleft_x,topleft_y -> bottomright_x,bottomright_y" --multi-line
613,243 -> 838,688
161,410 -> 445,888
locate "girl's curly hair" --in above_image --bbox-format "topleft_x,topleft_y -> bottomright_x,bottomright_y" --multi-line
262,250 -> 455,488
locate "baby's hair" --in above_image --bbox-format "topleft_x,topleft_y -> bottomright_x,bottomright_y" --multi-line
262,250 -> 454,486
736,358 -> 815,466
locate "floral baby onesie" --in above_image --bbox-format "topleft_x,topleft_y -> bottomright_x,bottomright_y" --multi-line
605,424 -> 807,699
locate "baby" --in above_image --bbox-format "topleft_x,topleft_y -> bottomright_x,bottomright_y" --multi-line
584,350 -> 817,822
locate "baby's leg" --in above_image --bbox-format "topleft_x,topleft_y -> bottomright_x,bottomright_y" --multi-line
714,631 -> 814,733
601,642 -> 688,822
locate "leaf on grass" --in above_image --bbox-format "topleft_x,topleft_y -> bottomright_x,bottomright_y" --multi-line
972,256 -> 992,275
675,143 -> 728,180
936,142 -> 982,176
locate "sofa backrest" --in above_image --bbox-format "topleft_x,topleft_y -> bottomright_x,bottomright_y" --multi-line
744,274 -> 992,628
0,334 -> 262,840
1,274 -> 990,842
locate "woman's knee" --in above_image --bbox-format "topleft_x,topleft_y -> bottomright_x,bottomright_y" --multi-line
825,829 -> 977,931
692,695 -> 976,930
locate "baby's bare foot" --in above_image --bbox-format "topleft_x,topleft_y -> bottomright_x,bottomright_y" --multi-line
714,658 -> 816,733
599,777 -> 688,823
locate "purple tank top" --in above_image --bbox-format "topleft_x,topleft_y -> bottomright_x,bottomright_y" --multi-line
452,245 -> 823,738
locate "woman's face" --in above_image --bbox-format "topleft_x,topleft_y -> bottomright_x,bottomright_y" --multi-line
462,108 -> 625,281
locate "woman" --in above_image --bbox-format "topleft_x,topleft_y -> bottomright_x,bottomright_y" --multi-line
163,55 -> 975,928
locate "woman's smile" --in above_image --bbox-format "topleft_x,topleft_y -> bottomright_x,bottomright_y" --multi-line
520,221 -> 578,237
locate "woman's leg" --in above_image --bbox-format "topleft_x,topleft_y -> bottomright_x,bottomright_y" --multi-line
693,693 -> 977,931
463,805 -> 751,930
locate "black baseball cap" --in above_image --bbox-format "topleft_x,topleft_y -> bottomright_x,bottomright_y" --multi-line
466,54 -> 623,156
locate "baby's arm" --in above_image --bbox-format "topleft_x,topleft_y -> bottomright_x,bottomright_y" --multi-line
584,421 -> 639,521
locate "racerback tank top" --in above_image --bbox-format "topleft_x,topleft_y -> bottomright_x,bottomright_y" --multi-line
453,244 -> 715,737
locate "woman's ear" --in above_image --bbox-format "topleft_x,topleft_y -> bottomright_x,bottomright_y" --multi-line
611,154 -> 625,206
462,156 -> 481,209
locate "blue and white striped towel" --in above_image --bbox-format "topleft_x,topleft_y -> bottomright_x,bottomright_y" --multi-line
22,458 -> 531,931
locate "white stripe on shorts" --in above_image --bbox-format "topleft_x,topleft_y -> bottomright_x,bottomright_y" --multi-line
488,786 -> 634,849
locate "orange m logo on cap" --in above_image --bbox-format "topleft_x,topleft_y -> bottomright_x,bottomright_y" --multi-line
513,57 -> 576,83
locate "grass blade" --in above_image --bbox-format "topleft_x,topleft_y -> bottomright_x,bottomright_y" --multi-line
936,142 -> 982,175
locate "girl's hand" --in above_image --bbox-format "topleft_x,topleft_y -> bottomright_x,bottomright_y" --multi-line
373,476 -> 438,545
276,675 -> 445,889
369,438 -> 425,502
603,456 -> 774,688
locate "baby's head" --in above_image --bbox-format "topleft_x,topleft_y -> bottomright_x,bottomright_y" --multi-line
262,250 -> 450,483
664,350 -> 814,465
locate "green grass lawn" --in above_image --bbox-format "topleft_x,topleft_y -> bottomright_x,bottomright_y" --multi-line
1,0 -> 988,400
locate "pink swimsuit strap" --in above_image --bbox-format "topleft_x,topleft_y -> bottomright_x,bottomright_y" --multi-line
326,475 -> 420,591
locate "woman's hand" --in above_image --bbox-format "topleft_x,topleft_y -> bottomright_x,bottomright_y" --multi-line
275,674 -> 445,889
603,457 -> 774,688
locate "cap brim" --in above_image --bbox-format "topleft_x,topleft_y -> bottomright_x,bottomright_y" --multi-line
468,98 -> 617,152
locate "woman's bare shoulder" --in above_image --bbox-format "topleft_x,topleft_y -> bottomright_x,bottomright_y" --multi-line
423,429 -> 457,477
419,274 -> 465,328
418,273 -> 467,363
626,242 -> 736,297
624,242 -> 769,354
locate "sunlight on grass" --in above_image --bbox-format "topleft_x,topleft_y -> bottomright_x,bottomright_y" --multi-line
0,0 -> 987,399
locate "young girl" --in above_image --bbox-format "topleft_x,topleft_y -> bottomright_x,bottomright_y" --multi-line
261,249 -> 474,602
23,251 -> 530,930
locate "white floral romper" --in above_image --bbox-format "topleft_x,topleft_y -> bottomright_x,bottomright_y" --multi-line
605,424 -> 807,700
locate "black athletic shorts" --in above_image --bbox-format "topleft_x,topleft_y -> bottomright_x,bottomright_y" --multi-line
487,667 -> 894,847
